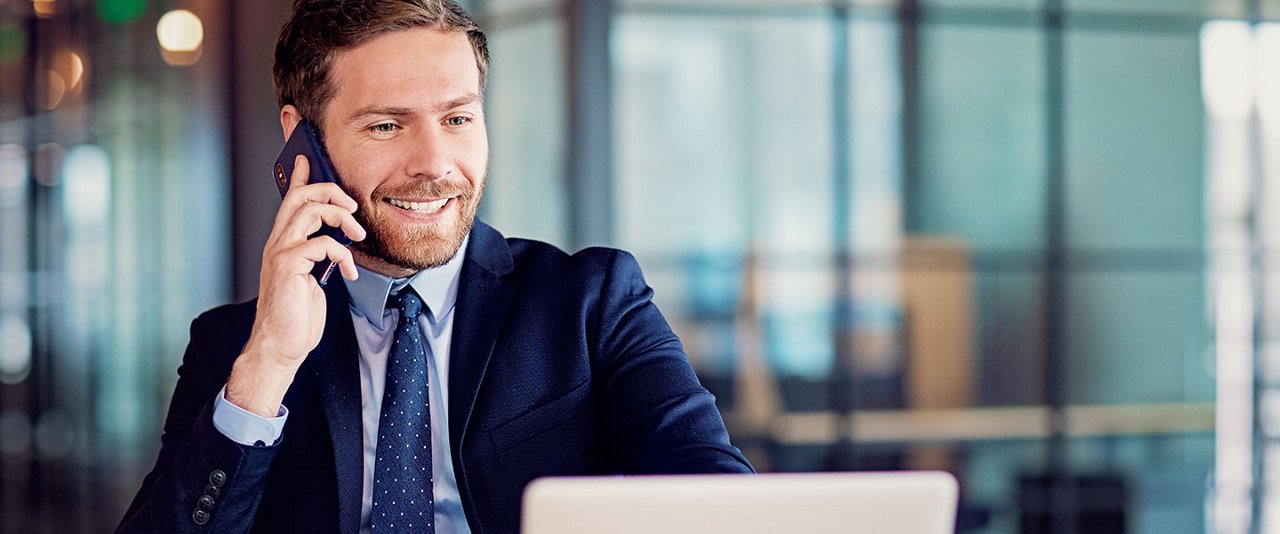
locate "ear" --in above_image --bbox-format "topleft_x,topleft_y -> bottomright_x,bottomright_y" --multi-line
280,105 -> 303,141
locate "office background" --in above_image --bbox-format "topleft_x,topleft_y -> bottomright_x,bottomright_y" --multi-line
0,0 -> 1266,531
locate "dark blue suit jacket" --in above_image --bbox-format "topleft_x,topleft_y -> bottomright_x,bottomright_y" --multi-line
117,221 -> 752,533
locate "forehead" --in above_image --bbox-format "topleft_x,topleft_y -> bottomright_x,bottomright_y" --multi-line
326,28 -> 480,115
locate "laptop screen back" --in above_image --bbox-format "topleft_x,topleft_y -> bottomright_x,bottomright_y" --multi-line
522,471 -> 959,534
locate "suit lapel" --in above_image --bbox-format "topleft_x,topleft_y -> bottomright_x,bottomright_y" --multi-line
448,221 -> 516,457
311,280 -> 364,534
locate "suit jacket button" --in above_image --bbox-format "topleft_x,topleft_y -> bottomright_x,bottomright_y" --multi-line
209,469 -> 227,487
203,483 -> 220,499
192,509 -> 210,525
197,495 -> 215,511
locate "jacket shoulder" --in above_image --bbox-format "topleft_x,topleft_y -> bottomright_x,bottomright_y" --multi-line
505,238 -> 644,286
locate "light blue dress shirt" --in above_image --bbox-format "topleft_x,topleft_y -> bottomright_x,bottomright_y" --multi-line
212,235 -> 472,534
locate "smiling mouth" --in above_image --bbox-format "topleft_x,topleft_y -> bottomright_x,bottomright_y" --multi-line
387,197 -> 452,215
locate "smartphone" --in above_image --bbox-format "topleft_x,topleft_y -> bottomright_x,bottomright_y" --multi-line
274,118 -> 352,285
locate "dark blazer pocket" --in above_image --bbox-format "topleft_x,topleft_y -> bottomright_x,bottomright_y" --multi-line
490,379 -> 591,454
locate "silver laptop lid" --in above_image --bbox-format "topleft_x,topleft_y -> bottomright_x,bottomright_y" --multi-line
522,471 -> 959,534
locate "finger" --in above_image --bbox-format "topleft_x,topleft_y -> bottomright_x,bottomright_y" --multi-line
282,181 -> 359,214
280,236 -> 356,278
281,202 -> 367,243
338,251 -> 359,281
288,154 -> 310,192
265,204 -> 364,254
272,183 -> 360,240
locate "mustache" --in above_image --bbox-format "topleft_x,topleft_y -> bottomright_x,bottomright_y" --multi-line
369,179 -> 473,201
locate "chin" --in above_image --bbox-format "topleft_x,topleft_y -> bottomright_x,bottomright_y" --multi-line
361,216 -> 473,271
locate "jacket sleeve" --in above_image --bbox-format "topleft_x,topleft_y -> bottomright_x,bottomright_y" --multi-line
116,309 -> 281,533
593,250 -> 755,475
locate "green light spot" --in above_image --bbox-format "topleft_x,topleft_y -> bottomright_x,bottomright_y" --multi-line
0,25 -> 26,66
97,0 -> 148,25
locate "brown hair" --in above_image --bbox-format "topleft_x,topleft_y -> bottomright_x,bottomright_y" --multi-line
273,0 -> 489,125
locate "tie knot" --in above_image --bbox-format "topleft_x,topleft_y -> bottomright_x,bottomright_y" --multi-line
393,290 -> 424,320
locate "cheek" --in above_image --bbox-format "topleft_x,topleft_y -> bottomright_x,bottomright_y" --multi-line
334,156 -> 392,200
462,134 -> 489,181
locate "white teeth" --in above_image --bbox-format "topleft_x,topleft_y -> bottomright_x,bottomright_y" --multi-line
389,197 -> 449,214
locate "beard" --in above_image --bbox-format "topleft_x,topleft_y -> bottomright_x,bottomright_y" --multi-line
349,176 -> 484,272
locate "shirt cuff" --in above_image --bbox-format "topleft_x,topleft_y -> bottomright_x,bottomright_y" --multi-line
211,385 -> 288,447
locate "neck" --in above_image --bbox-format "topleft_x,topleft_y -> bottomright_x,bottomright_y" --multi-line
352,250 -> 418,279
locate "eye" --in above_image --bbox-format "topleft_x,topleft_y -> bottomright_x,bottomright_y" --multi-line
370,122 -> 399,134
444,116 -> 470,127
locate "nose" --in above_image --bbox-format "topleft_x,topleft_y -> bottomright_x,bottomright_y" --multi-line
403,127 -> 455,181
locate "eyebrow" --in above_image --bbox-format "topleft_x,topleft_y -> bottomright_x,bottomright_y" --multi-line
345,92 -> 482,123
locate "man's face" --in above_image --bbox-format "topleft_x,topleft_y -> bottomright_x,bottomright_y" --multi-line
320,28 -> 487,275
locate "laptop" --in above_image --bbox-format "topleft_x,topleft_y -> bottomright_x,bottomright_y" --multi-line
521,471 -> 959,534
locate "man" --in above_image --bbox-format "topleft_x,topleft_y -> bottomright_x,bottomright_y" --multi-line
117,0 -> 751,532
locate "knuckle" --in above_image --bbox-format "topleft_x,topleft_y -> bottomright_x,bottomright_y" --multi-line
315,235 -> 339,249
297,201 -> 335,219
281,190 -> 307,208
266,252 -> 290,272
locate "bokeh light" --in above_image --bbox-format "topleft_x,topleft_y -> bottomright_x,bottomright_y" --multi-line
33,0 -> 58,18
55,51 -> 85,91
157,10 -> 203,66
96,0 -> 147,25
0,314 -> 32,384
33,143 -> 64,187
157,10 -> 203,52
62,144 -> 111,228
0,24 -> 27,66
43,69 -> 66,109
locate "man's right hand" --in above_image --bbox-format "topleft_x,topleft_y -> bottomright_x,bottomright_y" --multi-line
226,155 -> 366,418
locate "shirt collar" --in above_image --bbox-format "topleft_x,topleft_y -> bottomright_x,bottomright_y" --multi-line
343,233 -> 469,328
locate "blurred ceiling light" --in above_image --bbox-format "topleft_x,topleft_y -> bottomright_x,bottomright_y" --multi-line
157,10 -> 202,52
158,10 -> 203,66
33,0 -> 57,18
43,69 -> 66,109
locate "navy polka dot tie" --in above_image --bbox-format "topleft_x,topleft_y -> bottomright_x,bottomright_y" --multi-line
371,290 -> 434,532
